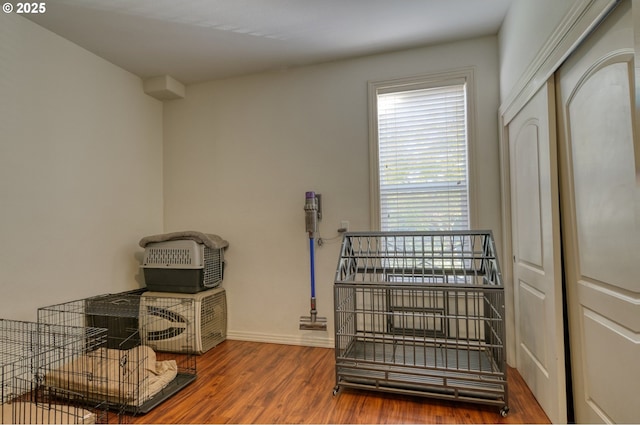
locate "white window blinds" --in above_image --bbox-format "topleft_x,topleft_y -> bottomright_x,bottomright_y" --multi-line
376,82 -> 469,231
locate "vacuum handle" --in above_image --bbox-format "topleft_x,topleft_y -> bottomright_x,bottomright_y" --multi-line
304,191 -> 318,236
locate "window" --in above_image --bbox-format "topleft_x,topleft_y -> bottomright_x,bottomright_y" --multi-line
369,69 -> 475,231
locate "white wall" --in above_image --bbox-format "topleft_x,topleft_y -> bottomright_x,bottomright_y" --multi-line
0,13 -> 164,320
498,0 -> 574,103
163,36 -> 502,347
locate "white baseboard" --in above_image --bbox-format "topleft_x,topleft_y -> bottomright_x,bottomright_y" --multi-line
227,330 -> 335,349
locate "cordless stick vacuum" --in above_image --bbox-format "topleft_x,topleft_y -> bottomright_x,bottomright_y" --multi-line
299,191 -> 328,331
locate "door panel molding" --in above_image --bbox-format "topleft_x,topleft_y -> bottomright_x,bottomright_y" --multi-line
513,121 -> 545,269
518,280 -> 549,375
579,279 -> 640,331
582,307 -> 640,424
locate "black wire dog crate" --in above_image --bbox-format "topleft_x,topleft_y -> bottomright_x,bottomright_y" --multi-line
333,231 -> 508,416
37,292 -> 197,417
0,319 -> 109,424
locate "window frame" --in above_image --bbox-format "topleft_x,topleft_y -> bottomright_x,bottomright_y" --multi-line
368,68 -> 478,231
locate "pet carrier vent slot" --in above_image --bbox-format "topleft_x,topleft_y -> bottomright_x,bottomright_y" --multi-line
146,248 -> 193,266
146,327 -> 185,341
145,306 -> 187,324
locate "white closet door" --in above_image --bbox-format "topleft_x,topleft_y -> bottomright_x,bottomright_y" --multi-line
508,80 -> 566,424
556,1 -> 640,422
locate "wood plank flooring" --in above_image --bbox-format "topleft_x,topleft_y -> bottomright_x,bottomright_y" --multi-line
122,340 -> 550,424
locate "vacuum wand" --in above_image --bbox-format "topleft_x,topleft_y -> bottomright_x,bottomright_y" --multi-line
300,191 -> 328,331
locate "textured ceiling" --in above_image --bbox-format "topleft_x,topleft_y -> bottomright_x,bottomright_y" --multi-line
26,0 -> 512,84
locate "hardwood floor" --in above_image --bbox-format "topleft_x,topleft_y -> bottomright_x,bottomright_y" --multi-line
123,340 -> 550,424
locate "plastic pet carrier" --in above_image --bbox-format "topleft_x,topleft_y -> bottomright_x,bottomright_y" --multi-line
140,287 -> 227,354
140,232 -> 228,294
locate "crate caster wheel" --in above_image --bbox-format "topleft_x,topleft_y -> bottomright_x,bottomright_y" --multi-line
332,386 -> 340,396
500,406 -> 510,417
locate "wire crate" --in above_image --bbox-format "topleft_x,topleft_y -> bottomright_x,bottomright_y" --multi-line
333,231 -> 508,416
0,319 -> 109,424
37,292 -> 197,416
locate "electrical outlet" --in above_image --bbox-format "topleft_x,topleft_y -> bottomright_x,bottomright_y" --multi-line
340,220 -> 350,232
